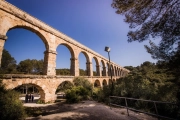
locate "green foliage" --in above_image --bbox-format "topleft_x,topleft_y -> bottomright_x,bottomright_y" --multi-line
95,61 -> 179,118
65,86 -> 90,103
79,69 -> 87,76
65,77 -> 93,103
116,61 -> 178,102
0,81 -> 26,120
36,100 -> 45,104
73,77 -> 92,91
17,59 -> 43,74
112,2 -> 180,111
92,87 -> 110,103
56,68 -> 70,75
56,81 -> 73,93
0,49 -> 17,74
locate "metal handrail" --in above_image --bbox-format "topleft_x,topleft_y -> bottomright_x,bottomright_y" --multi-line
109,96 -> 178,120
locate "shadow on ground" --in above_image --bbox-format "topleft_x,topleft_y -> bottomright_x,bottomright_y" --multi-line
25,101 -> 157,120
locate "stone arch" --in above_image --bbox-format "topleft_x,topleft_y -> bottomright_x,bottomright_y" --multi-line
56,80 -> 73,93
120,69 -> 123,77
78,51 -> 91,76
101,60 -> 105,68
102,79 -> 107,86
114,66 -> 117,76
14,84 -> 39,94
56,43 -> 75,75
6,81 -> 48,102
101,60 -> 106,76
117,68 -> 120,76
2,25 -> 53,75
94,79 -> 101,87
111,64 -> 114,76
92,56 -> 100,76
121,71 -> 124,77
109,79 -> 113,85
6,25 -> 49,50
92,56 -> 99,66
57,43 -> 75,58
116,67 -> 118,76
78,51 -> 90,63
106,62 -> 110,76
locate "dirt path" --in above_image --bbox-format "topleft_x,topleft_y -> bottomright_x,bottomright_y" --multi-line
25,101 -> 157,120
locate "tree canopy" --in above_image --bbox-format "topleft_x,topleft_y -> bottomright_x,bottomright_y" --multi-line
17,59 -> 43,74
0,49 -> 16,74
112,0 -> 180,60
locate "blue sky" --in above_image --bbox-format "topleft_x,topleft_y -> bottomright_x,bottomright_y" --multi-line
5,0 -> 157,70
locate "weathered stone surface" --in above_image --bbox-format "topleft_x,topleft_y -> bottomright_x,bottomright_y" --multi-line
2,75 -> 120,102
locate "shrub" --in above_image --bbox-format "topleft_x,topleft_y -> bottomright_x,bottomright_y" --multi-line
93,86 -> 111,103
0,90 -> 26,120
0,80 -> 26,120
73,77 -> 92,91
36,100 -> 45,104
65,86 -> 91,103
65,87 -> 79,103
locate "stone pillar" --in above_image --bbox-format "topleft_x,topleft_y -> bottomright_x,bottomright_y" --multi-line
121,71 -> 123,77
108,68 -> 110,76
70,57 -> 79,76
0,34 -> 7,67
114,68 -> 117,76
102,67 -> 106,76
96,65 -> 101,76
43,93 -> 57,103
111,67 -> 114,76
43,50 -> 57,75
122,71 -> 124,77
86,62 -> 92,76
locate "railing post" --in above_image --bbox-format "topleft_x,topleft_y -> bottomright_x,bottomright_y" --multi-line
125,98 -> 129,116
109,96 -> 112,109
154,102 -> 159,120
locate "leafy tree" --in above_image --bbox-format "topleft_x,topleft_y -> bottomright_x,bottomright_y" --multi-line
117,61 -> 178,102
17,59 -> 43,74
56,81 -> 73,93
65,86 -> 89,103
114,61 -> 179,118
0,80 -> 26,120
32,59 -> 43,74
0,49 -> 17,74
56,68 -> 70,75
112,1 -> 180,115
17,59 -> 32,74
112,0 -> 180,60
65,77 -> 93,103
73,77 -> 92,91
79,69 -> 87,76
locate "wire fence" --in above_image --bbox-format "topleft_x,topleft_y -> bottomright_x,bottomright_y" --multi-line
109,96 -> 179,120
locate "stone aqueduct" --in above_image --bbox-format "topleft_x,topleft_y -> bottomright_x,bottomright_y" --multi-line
0,0 -> 129,102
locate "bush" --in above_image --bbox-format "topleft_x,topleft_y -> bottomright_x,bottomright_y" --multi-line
0,90 -> 26,120
93,86 -> 110,103
65,88 -> 79,103
73,77 -> 92,91
65,86 -> 91,103
0,80 -> 26,120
